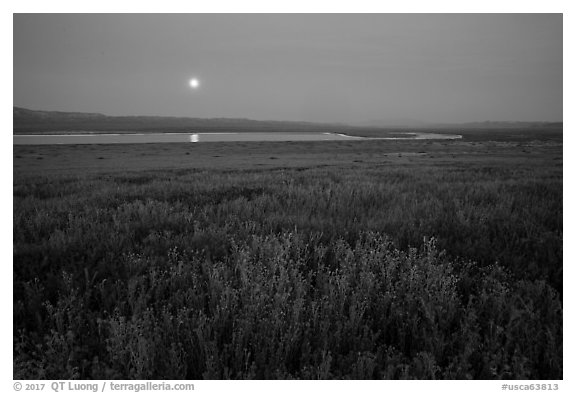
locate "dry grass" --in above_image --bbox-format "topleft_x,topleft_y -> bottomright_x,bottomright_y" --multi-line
13,131 -> 562,379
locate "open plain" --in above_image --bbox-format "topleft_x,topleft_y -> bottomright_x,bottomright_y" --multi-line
13,128 -> 563,379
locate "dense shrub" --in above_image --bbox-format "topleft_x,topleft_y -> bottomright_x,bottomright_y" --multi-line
14,160 -> 562,379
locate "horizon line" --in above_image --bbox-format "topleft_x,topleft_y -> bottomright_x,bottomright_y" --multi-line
13,106 -> 563,126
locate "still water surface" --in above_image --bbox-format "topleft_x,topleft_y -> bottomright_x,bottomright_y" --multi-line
13,132 -> 461,145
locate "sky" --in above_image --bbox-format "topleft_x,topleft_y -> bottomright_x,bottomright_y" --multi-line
13,13 -> 563,125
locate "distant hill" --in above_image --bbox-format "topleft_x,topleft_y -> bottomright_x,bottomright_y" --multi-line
353,118 -> 437,128
13,107 -> 562,135
14,107 -> 108,120
13,107 -> 348,134
352,118 -> 562,129
438,121 -> 563,129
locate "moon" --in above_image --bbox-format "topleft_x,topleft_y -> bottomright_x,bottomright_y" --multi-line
189,78 -> 200,89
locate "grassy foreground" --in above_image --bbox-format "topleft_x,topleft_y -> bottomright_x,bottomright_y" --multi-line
13,135 -> 562,379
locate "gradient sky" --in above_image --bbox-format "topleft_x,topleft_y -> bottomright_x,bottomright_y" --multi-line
13,14 -> 562,124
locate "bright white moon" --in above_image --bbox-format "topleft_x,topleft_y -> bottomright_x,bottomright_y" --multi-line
189,78 -> 200,89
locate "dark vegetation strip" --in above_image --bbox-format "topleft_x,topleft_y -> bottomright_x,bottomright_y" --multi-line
14,160 -> 562,379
